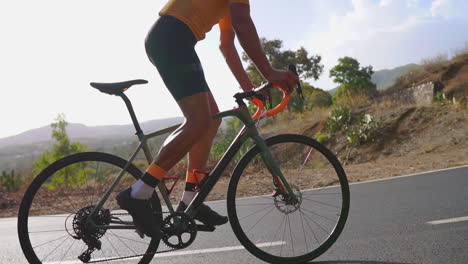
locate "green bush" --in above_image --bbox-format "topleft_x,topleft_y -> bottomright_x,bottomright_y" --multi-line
1,170 -> 23,192
314,132 -> 329,144
434,91 -> 450,106
346,114 -> 381,146
326,106 -> 352,134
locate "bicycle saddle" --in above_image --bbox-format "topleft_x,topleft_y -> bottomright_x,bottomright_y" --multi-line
90,79 -> 148,95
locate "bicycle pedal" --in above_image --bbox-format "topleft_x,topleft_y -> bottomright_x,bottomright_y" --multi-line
196,224 -> 215,232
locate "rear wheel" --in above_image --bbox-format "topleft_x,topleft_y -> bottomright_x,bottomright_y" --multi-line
227,134 -> 349,263
18,152 -> 162,264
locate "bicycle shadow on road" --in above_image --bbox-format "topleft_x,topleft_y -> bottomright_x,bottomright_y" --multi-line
308,261 -> 413,264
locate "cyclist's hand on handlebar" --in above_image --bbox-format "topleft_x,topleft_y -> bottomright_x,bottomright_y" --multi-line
266,69 -> 298,93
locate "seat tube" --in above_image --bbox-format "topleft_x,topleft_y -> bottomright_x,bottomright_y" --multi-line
252,134 -> 297,199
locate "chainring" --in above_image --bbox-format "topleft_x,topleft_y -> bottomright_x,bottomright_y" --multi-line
161,212 -> 197,249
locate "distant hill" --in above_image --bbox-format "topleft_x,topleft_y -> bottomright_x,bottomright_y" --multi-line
328,63 -> 421,95
371,64 -> 420,90
0,117 -> 183,148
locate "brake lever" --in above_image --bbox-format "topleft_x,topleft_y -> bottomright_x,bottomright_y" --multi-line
253,82 -> 272,106
267,89 -> 273,109
288,64 -> 304,100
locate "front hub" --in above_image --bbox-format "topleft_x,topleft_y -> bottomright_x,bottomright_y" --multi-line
273,185 -> 302,214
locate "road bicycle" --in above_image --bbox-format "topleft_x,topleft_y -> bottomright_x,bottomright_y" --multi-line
18,65 -> 350,264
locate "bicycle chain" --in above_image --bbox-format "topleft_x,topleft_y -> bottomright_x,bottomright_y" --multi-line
77,210 -> 185,263
82,249 -> 178,263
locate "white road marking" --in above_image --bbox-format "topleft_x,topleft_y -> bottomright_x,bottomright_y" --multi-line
44,241 -> 286,264
154,241 -> 285,258
427,216 -> 468,225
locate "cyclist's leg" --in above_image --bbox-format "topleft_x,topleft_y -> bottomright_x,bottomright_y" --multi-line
172,92 -> 225,223
117,92 -> 214,237
130,14 -> 209,199
182,92 -> 221,204
188,93 -> 220,172
154,92 -> 216,170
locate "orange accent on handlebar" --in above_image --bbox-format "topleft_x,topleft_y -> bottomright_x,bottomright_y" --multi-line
252,84 -> 291,120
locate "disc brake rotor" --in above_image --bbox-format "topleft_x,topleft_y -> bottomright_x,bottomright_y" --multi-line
273,185 -> 302,214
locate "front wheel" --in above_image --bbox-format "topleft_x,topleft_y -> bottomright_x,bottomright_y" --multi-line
18,152 -> 162,264
227,134 -> 350,264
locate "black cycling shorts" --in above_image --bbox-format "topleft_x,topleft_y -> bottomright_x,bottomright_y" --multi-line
145,15 -> 210,101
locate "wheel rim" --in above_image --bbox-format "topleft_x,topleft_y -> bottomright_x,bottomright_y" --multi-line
19,154 -> 159,264
229,137 -> 349,262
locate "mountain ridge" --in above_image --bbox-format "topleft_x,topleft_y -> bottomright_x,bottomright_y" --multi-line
0,117 -> 184,148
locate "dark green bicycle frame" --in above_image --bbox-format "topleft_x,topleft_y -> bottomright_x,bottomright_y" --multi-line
86,97 -> 297,231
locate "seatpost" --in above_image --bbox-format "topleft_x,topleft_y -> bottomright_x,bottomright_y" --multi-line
118,92 -> 144,137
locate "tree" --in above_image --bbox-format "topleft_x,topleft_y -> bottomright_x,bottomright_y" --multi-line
242,38 -> 324,112
33,114 -> 88,188
329,57 -> 376,105
0,170 -> 22,192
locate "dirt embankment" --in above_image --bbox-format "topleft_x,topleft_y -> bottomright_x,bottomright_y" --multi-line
337,105 -> 467,164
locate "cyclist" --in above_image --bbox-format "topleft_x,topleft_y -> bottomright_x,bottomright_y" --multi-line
117,0 -> 298,238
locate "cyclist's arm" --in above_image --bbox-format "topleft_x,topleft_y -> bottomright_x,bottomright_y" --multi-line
229,3 -> 274,82
219,17 -> 254,92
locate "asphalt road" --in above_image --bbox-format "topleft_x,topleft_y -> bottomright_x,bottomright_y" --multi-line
2,166 -> 467,264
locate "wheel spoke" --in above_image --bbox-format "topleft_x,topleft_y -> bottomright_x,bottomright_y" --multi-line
299,209 -> 310,251
302,196 -> 341,209
299,208 -> 330,235
300,207 -> 338,223
246,206 -> 276,234
287,214 -> 295,256
302,212 -> 321,244
280,214 -> 288,257
108,231 -> 137,255
33,234 -> 69,249
40,236 -> 69,262
104,235 -> 121,258
29,229 -> 67,234
59,234 -> 76,263
239,204 -> 273,221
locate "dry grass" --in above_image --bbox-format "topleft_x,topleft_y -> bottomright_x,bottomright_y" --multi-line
373,97 -> 418,114
421,53 -> 450,73
335,93 -> 373,110
259,107 -> 330,136
453,42 -> 468,60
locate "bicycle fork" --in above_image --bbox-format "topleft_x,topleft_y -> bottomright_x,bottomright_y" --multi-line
252,135 -> 298,201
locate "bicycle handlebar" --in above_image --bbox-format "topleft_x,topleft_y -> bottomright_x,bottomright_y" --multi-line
249,64 -> 302,120
251,83 -> 291,120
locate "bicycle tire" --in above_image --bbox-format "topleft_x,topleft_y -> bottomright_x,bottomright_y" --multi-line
18,152 -> 162,264
227,134 -> 350,264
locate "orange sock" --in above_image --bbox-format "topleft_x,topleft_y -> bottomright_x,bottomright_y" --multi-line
141,163 -> 167,187
185,170 -> 205,191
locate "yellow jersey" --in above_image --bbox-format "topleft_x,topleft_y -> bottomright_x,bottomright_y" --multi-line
159,0 -> 250,40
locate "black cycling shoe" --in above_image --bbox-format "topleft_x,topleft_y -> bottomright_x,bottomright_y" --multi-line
116,187 -> 161,239
176,201 -> 228,226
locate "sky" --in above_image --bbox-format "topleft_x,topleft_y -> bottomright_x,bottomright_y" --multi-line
1,0 -> 467,139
